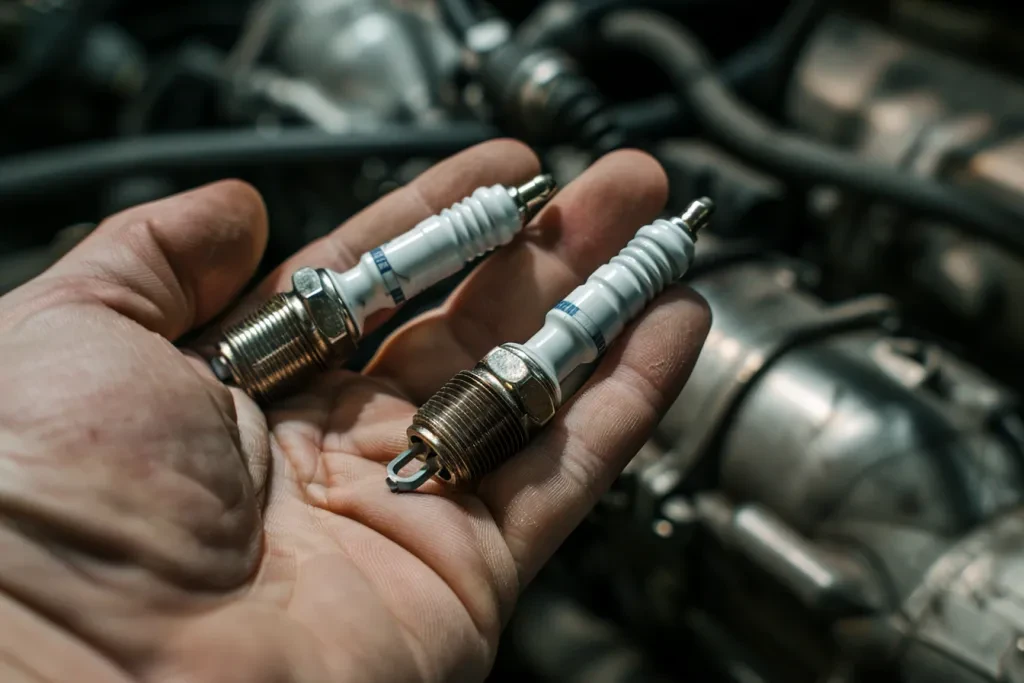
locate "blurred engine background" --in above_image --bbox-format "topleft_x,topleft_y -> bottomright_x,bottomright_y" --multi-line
4,0 -> 1024,681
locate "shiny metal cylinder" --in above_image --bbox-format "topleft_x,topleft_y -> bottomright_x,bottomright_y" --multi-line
214,290 -> 355,403
408,367 -> 530,488
213,267 -> 358,402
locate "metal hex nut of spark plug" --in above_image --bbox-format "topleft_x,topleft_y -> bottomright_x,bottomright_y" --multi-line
482,345 -> 560,428
291,267 -> 357,351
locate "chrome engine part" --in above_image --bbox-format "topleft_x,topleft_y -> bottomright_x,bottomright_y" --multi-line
789,13 -> 1024,380
572,247 -> 1024,682
275,0 -> 459,124
226,0 -> 459,130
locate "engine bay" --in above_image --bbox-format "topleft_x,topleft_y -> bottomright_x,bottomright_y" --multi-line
3,1 -> 1024,681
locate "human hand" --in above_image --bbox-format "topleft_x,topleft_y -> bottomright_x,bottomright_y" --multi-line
0,142 -> 710,683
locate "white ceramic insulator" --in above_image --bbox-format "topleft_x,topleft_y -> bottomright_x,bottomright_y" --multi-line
327,185 -> 522,334
514,216 -> 698,384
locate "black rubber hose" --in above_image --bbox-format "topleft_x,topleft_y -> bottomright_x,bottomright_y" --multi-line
518,0 -> 715,50
610,29 -> 787,141
437,0 -> 481,41
602,0 -> 828,140
0,124 -> 500,204
601,10 -> 1024,255
739,0 -> 830,113
524,0 -> 825,108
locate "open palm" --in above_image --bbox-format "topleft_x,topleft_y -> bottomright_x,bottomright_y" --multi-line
0,142 -> 709,682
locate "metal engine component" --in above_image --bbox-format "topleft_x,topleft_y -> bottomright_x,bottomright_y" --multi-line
787,13 -> 1024,379
234,0 -> 459,128
477,43 -> 625,152
214,267 -> 358,401
592,247 -> 1024,682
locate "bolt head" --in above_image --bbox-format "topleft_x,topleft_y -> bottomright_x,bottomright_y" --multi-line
483,346 -> 558,426
291,268 -> 352,345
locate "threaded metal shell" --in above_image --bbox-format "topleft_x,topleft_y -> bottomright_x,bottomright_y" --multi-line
409,369 -> 529,488
217,293 -> 331,403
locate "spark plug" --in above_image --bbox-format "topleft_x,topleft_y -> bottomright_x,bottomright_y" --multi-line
386,197 -> 714,493
212,175 -> 558,402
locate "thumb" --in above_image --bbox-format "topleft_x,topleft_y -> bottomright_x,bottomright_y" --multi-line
4,180 -> 268,341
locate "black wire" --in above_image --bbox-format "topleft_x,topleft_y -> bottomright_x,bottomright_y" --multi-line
601,10 -> 1024,256
0,124 -> 500,204
437,0 -> 482,41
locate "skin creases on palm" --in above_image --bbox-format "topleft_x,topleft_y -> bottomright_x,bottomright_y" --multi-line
0,141 -> 710,683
